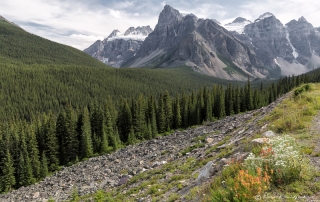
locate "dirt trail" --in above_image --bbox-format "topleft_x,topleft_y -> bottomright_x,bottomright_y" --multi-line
308,112 -> 320,201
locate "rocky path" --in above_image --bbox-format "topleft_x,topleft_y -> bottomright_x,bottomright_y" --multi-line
0,94 -> 290,202
307,111 -> 320,201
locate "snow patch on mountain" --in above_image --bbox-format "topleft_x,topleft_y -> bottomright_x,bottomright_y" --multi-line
254,12 -> 274,22
285,27 -> 299,59
224,17 -> 252,34
107,26 -> 152,42
107,34 -> 147,42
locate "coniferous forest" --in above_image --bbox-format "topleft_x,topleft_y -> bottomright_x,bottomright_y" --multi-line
1,18 -> 320,193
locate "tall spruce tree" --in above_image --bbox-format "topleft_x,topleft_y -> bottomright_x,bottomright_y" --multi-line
40,152 -> 48,179
1,149 -> 15,192
45,114 -> 59,172
79,107 -> 93,158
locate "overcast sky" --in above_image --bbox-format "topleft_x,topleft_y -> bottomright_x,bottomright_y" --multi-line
1,0 -> 319,50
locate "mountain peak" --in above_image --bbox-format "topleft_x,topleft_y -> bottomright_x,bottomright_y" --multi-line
107,29 -> 121,39
232,17 -> 251,24
224,17 -> 252,34
158,5 -> 183,24
124,26 -> 153,36
255,12 -> 274,22
298,16 -> 307,22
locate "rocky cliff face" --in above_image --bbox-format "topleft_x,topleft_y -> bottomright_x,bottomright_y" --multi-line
84,26 -> 153,67
122,5 -> 268,80
286,17 -> 320,67
228,14 -> 320,76
84,6 -> 320,78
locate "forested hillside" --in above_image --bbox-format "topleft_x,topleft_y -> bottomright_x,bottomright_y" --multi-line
0,20 -> 234,121
0,72 -> 314,193
1,16 -> 320,195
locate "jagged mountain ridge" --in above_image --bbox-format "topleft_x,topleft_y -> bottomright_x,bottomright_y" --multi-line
227,13 -> 320,76
84,5 -> 320,79
121,5 -> 267,80
84,26 -> 153,67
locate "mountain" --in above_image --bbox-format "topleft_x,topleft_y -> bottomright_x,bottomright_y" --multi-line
84,26 -> 153,67
121,5 -> 269,80
0,15 -> 22,29
232,13 -> 320,76
223,17 -> 252,34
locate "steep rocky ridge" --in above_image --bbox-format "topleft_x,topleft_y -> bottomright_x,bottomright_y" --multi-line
84,26 -> 153,67
122,5 -> 268,80
0,93 -> 291,201
230,14 -> 320,76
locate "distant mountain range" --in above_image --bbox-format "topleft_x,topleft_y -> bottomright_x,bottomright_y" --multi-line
85,5 -> 320,80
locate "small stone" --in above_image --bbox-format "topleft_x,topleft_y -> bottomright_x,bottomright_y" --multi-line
206,138 -> 214,144
139,160 -> 144,165
33,192 -> 40,199
262,130 -> 276,138
251,138 -> 269,145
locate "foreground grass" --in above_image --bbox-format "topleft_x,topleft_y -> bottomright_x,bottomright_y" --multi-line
202,83 -> 320,201
65,84 -> 320,202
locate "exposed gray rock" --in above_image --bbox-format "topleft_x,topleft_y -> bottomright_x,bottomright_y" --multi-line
262,130 -> 276,138
251,138 -> 270,146
84,26 -> 153,67
0,93 -> 290,202
122,5 -> 269,80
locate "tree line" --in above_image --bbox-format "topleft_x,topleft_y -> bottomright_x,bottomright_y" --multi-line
0,73 -> 312,193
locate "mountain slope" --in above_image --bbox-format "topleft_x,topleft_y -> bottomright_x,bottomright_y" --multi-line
232,13 -> 320,76
0,18 -> 235,121
84,26 -> 153,67
122,5 -> 269,80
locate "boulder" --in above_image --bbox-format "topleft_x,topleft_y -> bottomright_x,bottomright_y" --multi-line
33,192 -> 40,199
262,130 -> 276,138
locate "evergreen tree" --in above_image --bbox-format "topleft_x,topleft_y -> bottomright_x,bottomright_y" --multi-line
45,114 -> 59,172
157,94 -> 166,133
174,98 -> 182,129
1,149 -> 15,192
104,103 -> 116,150
245,78 -> 253,111
79,107 -> 93,158
64,104 -> 79,164
40,152 -> 48,179
117,99 -> 132,143
26,127 -> 41,180
56,112 -> 66,164
149,98 -> 158,138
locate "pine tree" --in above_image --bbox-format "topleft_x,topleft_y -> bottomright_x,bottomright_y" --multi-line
117,99 -> 132,143
157,94 -> 166,133
1,149 -> 15,192
40,152 -> 48,179
174,98 -> 182,129
104,103 -> 115,150
79,107 -> 93,158
233,85 -> 240,114
26,127 -> 41,180
245,78 -> 253,111
64,104 -> 79,164
45,114 -> 59,172
56,112 -> 66,164
147,96 -> 158,138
